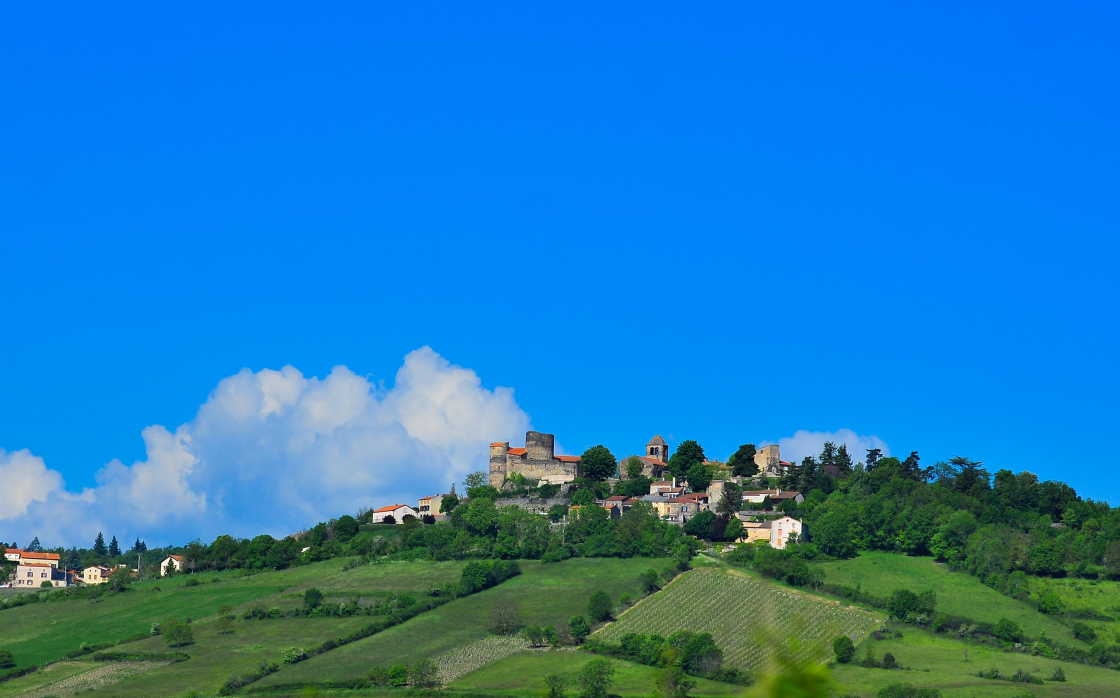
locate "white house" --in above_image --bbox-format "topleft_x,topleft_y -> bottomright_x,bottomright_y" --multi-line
4,548 -> 22,562
769,516 -> 806,549
160,555 -> 185,576
371,504 -> 419,523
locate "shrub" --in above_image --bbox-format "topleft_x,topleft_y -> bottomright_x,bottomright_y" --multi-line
184,578 -> 200,587
162,618 -> 193,647
0,649 -> 14,669
588,590 -> 612,623
577,658 -> 616,698
304,587 -> 323,609
833,636 -> 855,663
1037,590 -> 1063,615
1050,666 -> 1066,681
660,666 -> 696,698
639,569 -> 660,594
150,622 -> 161,636
40,580 -> 53,588
387,664 -> 409,686
525,625 -> 545,646
570,616 -> 591,644
859,644 -> 878,668
881,652 -> 898,669
620,592 -> 633,607
368,667 -> 390,685
877,683 -> 941,698
1071,621 -> 1097,642
410,658 -> 439,688
544,673 -> 567,698
994,618 -> 1023,643
281,647 -> 307,664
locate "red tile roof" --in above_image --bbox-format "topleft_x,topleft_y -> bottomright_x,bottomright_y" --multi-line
5,548 -> 23,554
490,442 -> 507,447
21,562 -> 54,568
508,447 -> 527,456
555,455 -> 580,462
21,552 -> 60,561
375,504 -> 409,512
168,554 -> 185,561
605,496 -> 628,502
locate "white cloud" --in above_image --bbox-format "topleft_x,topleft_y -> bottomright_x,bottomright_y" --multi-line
0,347 -> 531,547
766,428 -> 890,465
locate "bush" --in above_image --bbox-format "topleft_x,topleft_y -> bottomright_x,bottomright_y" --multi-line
281,647 -> 307,664
304,587 -> 323,609
1037,590 -> 1063,615
994,618 -> 1023,643
1071,621 -> 1097,642
639,569 -> 660,594
544,673 -> 567,698
569,616 -> 591,644
40,580 -> 53,588
525,625 -> 545,646
1050,666 -> 1066,682
877,683 -> 941,698
387,664 -> 409,686
620,592 -> 633,607
577,658 -> 616,698
832,636 -> 855,663
881,652 -> 898,669
588,590 -> 612,623
162,618 -> 193,647
0,649 -> 14,669
184,577 -> 200,587
410,658 -> 439,688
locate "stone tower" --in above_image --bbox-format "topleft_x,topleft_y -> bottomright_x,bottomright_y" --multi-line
646,435 -> 668,463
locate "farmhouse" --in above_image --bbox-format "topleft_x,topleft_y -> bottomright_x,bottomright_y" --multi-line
489,431 -> 581,487
371,504 -> 418,523
160,555 -> 185,576
417,494 -> 448,518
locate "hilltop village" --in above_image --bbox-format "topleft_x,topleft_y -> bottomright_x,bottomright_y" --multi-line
372,431 -> 808,551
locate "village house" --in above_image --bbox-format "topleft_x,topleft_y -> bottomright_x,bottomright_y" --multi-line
735,515 -> 807,549
619,436 -> 670,479
4,548 -> 22,562
649,479 -> 685,498
161,555 -> 185,576
741,489 -> 804,505
16,551 -> 61,568
15,562 -> 72,587
417,494 -> 447,518
371,504 -> 419,523
82,565 -> 114,585
664,497 -> 701,524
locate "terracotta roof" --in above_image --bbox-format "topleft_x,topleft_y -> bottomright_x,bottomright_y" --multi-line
605,496 -> 628,502
20,562 -> 54,568
629,456 -> 665,465
555,455 -> 580,462
508,447 -> 527,456
168,555 -> 185,561
419,494 -> 445,501
21,552 -> 60,561
679,493 -> 708,501
780,460 -> 792,466
652,481 -> 674,487
490,442 -> 507,447
5,548 -> 23,554
375,504 -> 410,512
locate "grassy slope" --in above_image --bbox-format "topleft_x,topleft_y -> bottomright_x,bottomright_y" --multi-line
452,650 -> 751,697
0,558 -> 465,670
0,660 -> 96,698
1027,576 -> 1120,643
256,557 -> 668,687
834,623 -> 1120,698
817,551 -> 1080,644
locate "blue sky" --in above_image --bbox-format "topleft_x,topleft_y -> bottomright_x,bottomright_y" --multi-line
1,2 -> 1118,546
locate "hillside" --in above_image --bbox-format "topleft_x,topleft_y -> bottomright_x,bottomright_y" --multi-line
595,566 -> 882,670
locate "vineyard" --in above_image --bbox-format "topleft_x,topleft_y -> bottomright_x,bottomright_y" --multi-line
595,567 -> 881,671
18,660 -> 169,698
433,635 -> 529,684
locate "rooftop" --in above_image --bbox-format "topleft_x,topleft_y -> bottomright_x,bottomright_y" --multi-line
375,504 -> 410,512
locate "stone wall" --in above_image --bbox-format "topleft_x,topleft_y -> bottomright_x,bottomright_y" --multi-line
494,497 -> 568,514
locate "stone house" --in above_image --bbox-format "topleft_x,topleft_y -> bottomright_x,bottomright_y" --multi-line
619,436 -> 669,479
742,489 -> 803,505
489,431 -> 581,487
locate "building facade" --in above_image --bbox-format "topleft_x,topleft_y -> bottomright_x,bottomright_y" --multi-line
372,504 -> 419,523
489,431 -> 581,486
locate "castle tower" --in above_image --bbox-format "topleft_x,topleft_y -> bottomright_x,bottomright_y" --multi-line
489,442 -> 510,486
525,431 -> 555,461
646,435 -> 668,463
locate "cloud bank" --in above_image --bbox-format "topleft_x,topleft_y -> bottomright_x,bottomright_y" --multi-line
0,347 -> 531,547
767,428 -> 890,465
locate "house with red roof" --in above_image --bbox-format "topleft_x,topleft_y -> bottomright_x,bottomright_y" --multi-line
371,504 -> 419,524
161,554 -> 185,576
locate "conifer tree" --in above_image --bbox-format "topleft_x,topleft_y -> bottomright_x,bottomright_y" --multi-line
108,536 -> 121,557
93,532 -> 107,556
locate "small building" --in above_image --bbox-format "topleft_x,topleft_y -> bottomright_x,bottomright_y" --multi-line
82,565 -> 114,585
769,516 -> 806,549
664,497 -> 701,524
4,548 -> 22,562
160,555 -> 185,576
417,494 -> 448,518
17,551 -> 60,568
371,504 -> 419,524
16,562 -> 71,587
741,489 -> 802,505
649,479 -> 685,497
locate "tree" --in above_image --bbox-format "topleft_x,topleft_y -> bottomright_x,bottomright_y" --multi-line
880,652 -> 898,670
993,618 -> 1022,643
626,456 -> 644,479
108,536 -> 121,557
728,444 -> 758,478
667,441 -> 705,479
834,445 -> 853,477
683,510 -> 716,540
63,547 -> 81,573
335,515 -> 359,541
215,615 -> 234,634
660,666 -> 696,698
162,618 -> 194,647
685,462 -> 711,492
465,497 -> 499,536
588,590 -> 612,623
716,482 -> 742,517
545,673 -> 568,698
577,658 -> 616,698
26,537 -> 43,553
887,589 -> 919,620
833,636 -> 855,663
865,448 -> 882,470
569,616 -> 591,644
640,569 -> 660,594
131,538 -> 147,554
304,587 -> 323,610
93,533 -> 107,556
464,471 -> 489,490
0,649 -> 14,669
489,597 -> 522,635
107,566 -> 132,592
409,658 -> 440,688
525,625 -> 545,646
440,492 -> 460,513
580,445 -> 618,481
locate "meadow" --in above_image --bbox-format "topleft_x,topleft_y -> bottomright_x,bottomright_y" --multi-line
816,551 -> 1081,644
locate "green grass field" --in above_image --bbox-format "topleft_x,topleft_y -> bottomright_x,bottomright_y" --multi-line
817,551 -> 1081,644
253,557 -> 667,689
832,622 -> 1120,698
451,650 -> 751,697
1025,576 -> 1120,644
